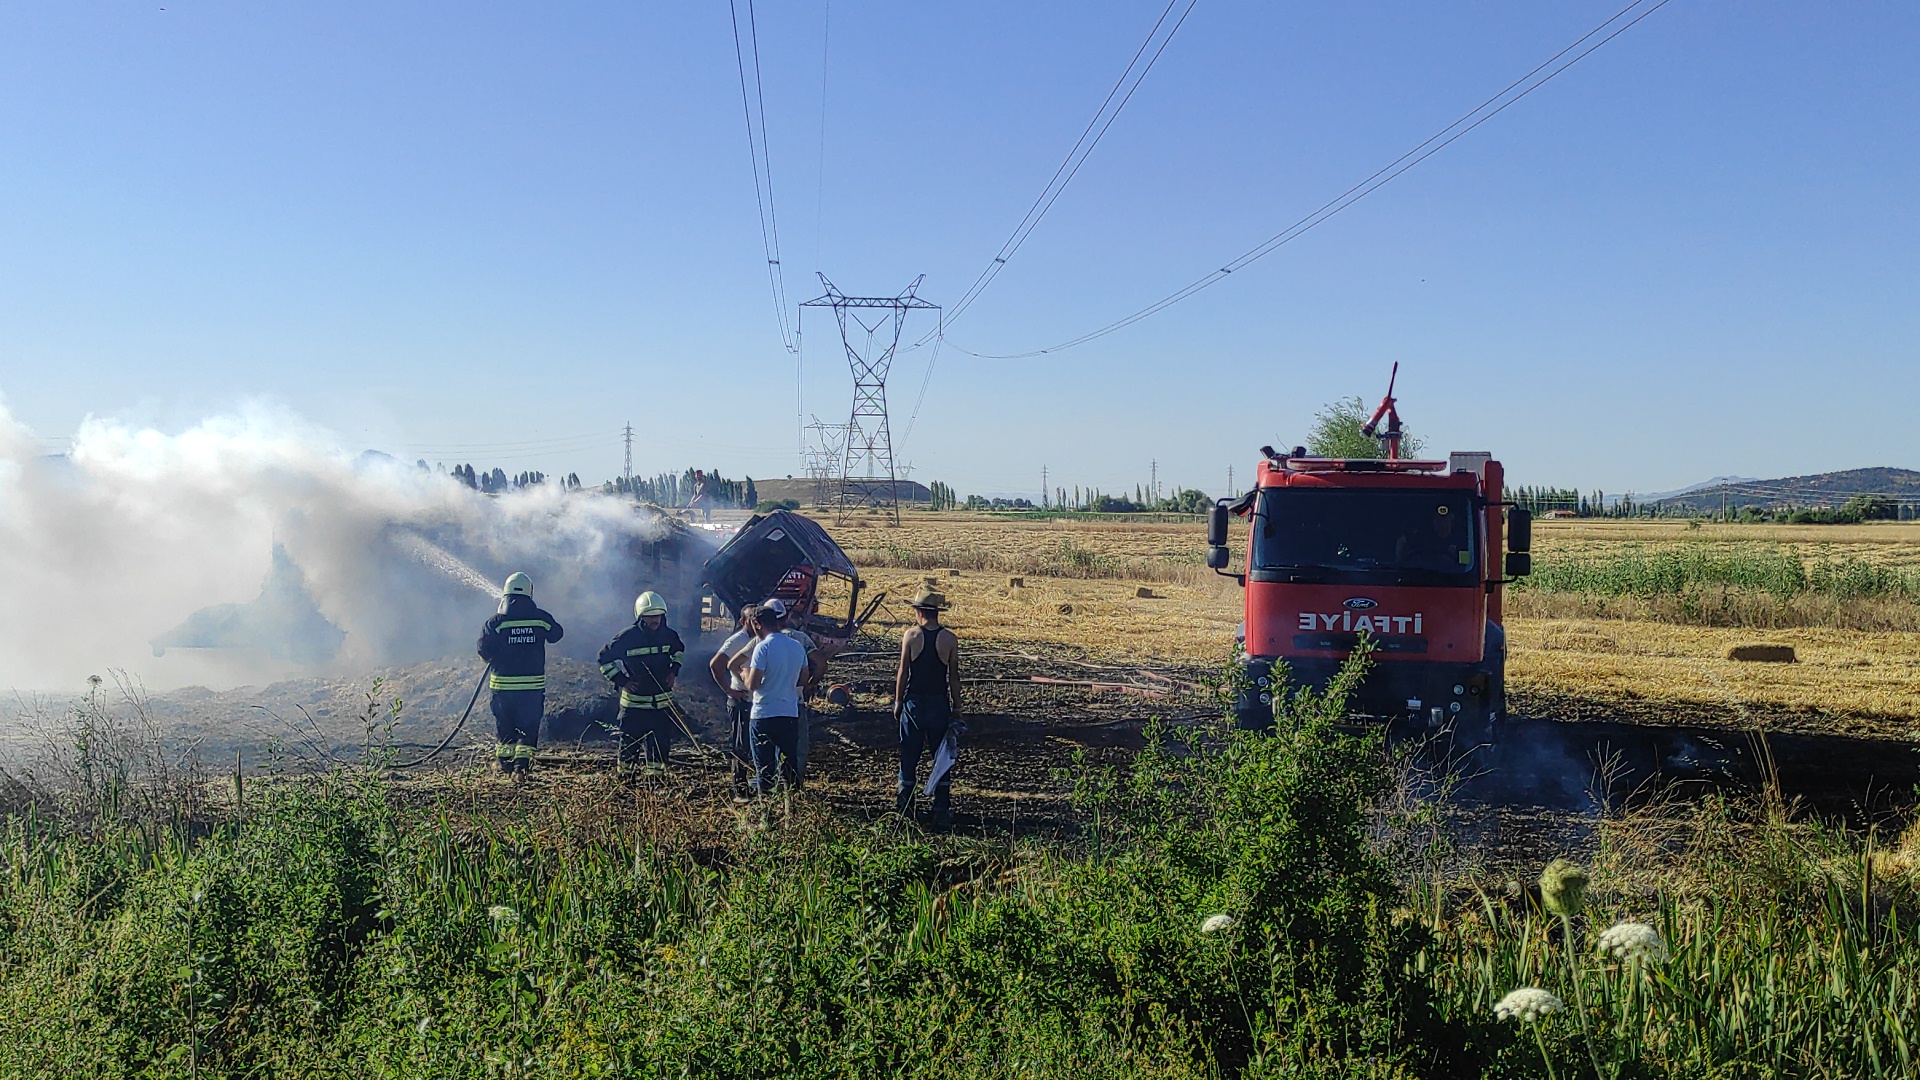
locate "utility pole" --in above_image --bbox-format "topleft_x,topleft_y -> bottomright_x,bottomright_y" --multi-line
623,423 -> 634,493
1227,465 -> 1234,498
1042,465 -> 1048,509
1150,459 -> 1158,503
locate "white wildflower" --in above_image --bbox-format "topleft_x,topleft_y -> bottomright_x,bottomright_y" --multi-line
1494,987 -> 1564,1022
487,904 -> 519,925
1597,921 -> 1668,963
1200,913 -> 1237,935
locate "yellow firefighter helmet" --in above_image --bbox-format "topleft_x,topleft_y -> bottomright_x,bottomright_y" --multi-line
502,572 -> 534,597
634,590 -> 668,618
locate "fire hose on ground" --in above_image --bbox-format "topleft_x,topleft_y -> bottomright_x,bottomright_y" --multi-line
391,662 -> 492,769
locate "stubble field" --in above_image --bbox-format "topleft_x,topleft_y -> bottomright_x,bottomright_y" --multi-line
835,512 -> 1920,735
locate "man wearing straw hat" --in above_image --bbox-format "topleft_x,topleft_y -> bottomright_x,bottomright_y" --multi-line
893,586 -> 962,824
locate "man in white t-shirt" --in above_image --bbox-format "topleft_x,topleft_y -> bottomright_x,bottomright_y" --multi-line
741,605 -> 809,793
765,599 -> 823,776
707,608 -> 758,780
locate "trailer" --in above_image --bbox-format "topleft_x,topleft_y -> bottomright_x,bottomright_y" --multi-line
699,509 -> 869,659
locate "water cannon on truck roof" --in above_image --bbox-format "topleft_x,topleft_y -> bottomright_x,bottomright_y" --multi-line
1206,364 -> 1533,733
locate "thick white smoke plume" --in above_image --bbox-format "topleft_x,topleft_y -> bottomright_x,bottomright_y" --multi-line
0,401 -> 704,693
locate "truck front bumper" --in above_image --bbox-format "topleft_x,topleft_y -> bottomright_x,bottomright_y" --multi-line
1235,655 -> 1496,731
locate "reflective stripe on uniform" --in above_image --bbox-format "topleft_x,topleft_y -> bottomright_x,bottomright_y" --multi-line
619,690 -> 674,709
495,743 -> 516,759
489,674 -> 547,690
625,645 -> 674,656
497,619 -> 553,631
599,662 -> 625,680
513,744 -> 535,759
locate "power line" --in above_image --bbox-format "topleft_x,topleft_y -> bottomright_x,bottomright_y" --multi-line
897,309 -> 944,449
728,0 -> 797,353
396,434 -> 624,454
802,0 -> 832,468
813,0 -> 831,272
927,0 -> 1202,341
895,0 -> 1200,445
944,0 -> 1677,360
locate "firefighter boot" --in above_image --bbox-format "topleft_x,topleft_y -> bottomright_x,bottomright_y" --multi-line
928,788 -> 953,829
893,786 -> 915,818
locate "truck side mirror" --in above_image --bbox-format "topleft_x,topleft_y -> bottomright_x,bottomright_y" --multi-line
1207,502 -> 1230,546
1505,552 -> 1532,577
1206,546 -> 1231,570
1507,507 -> 1532,552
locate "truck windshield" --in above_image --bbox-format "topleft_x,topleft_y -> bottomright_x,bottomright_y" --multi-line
1253,488 -> 1478,585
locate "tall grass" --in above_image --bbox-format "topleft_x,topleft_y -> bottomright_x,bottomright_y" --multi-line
5,659 -> 1920,1076
1522,544 -> 1920,602
1515,544 -> 1920,631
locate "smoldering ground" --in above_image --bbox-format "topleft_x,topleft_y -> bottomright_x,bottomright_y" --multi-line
0,400 -> 711,695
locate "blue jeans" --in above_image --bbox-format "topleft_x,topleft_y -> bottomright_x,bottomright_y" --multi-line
898,698 -> 953,807
752,714 -> 801,793
727,698 -> 753,766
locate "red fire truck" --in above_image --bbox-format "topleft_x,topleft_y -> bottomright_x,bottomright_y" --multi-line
1206,368 -> 1532,731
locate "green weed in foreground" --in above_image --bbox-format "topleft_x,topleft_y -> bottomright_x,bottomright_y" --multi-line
4,659 -> 1920,1077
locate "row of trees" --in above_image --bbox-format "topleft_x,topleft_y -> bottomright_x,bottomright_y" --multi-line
1506,486 -> 1915,522
1733,494 -> 1909,523
1066,487 -> 1213,514
1501,486 -> 1653,518
603,469 -> 757,509
944,486 -> 1215,514
926,480 -> 960,511
443,464 -> 585,493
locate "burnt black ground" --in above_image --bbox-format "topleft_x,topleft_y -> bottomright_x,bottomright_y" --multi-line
27,635 -> 1918,857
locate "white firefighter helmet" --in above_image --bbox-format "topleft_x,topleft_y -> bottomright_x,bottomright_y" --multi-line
634,590 -> 668,618
502,572 -> 534,597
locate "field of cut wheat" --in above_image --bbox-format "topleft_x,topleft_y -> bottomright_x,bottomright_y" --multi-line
848,512 -> 1920,726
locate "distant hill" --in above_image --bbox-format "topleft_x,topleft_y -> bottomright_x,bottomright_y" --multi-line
1653,468 -> 1920,513
1637,475 -> 1759,504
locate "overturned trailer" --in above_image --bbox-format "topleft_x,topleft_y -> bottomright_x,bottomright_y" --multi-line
699,510 -> 872,658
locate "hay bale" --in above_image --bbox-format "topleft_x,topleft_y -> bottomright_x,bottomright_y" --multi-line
1728,644 -> 1796,663
1007,576 -> 1024,589
1135,586 -> 1156,599
1056,603 -> 1074,616
921,576 -> 940,589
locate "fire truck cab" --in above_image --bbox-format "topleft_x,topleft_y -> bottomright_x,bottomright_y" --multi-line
1207,385 -> 1532,732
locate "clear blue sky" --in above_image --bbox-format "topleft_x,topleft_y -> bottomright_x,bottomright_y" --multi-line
1,1 -> 1913,498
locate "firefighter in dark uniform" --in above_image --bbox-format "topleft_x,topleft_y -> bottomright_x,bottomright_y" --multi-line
598,590 -> 686,768
477,572 -> 564,775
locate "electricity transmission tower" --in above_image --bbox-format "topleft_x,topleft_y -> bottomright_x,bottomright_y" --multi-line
801,274 -> 939,525
801,415 -> 850,508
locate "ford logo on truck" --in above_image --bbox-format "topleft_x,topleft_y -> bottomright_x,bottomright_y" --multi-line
1343,597 -> 1377,609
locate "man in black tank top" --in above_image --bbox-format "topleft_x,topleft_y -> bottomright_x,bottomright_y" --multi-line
894,588 -> 962,823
